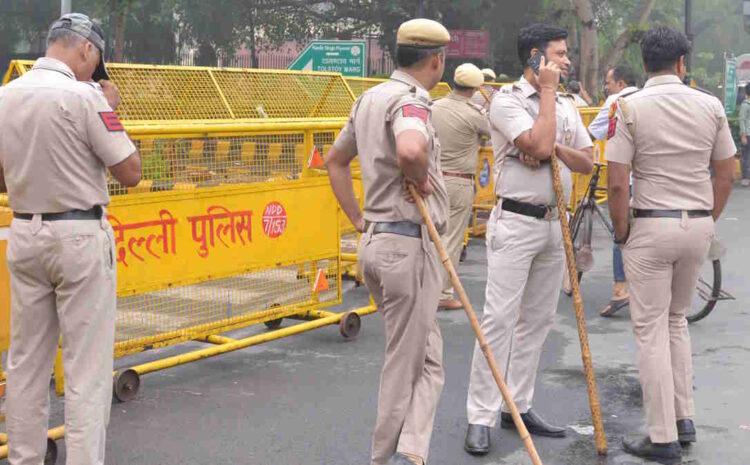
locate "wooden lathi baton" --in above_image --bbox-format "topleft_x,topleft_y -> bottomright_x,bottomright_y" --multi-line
549,153 -> 607,455
408,184 -> 543,465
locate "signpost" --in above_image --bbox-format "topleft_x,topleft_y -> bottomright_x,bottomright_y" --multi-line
725,55 -> 738,114
288,40 -> 366,77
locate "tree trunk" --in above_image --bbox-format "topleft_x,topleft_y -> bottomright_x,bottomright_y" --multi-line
570,0 -> 598,99
114,4 -> 127,62
600,0 -> 656,77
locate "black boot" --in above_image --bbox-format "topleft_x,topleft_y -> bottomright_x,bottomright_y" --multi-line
623,435 -> 682,464
677,419 -> 696,444
501,409 -> 566,438
464,424 -> 490,456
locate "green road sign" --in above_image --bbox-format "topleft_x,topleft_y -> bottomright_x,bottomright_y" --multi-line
288,40 -> 366,77
725,57 -> 738,114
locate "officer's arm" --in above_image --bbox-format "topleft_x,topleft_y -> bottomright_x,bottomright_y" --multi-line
109,151 -> 142,187
711,108 -> 738,220
556,109 -> 594,174
396,130 -> 429,184
608,161 -> 630,242
587,103 -> 610,141
605,103 -> 635,242
326,145 -> 364,233
326,114 -> 364,233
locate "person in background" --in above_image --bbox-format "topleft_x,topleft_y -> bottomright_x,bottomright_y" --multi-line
588,64 -> 639,317
433,63 -> 490,310
567,80 -> 591,107
739,82 -> 750,186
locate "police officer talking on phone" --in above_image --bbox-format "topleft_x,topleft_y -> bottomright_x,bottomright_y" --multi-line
464,23 -> 593,456
0,13 -> 140,465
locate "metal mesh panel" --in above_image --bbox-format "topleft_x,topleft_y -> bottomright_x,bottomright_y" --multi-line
345,76 -> 452,100
3,61 -> 354,120
110,132 -> 310,195
213,70 -> 354,119
108,66 -> 232,121
114,258 -> 340,356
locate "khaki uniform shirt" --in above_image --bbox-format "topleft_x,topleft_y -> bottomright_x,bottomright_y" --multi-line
432,93 -> 490,175
333,70 -> 448,233
0,57 -> 135,213
606,75 -> 736,211
489,77 -> 593,205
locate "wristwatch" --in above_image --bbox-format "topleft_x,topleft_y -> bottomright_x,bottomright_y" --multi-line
614,225 -> 630,245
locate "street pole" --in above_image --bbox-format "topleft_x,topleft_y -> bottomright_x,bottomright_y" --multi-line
61,0 -> 72,15
685,0 -> 693,72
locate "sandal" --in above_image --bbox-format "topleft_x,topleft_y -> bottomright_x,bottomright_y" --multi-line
600,297 -> 629,317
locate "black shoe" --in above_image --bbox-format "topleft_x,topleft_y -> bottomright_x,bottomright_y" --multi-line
464,424 -> 490,456
622,435 -> 682,464
677,419 -> 696,445
501,409 -> 567,438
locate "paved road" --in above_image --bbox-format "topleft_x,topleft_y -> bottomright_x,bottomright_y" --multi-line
42,188 -> 750,465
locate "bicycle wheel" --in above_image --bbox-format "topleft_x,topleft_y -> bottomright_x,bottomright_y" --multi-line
686,259 -> 721,324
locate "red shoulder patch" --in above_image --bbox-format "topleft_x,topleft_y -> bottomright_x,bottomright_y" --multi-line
402,104 -> 428,123
606,101 -> 618,139
99,111 -> 124,132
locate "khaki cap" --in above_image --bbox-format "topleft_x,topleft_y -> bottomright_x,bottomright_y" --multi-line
397,19 -> 450,48
454,63 -> 484,88
481,68 -> 496,81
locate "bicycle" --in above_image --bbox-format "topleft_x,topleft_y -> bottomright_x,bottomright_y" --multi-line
567,163 -> 733,323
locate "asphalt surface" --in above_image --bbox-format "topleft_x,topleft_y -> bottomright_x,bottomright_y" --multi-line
38,186 -> 750,465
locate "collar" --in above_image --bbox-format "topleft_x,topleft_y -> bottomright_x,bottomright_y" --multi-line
515,76 -> 537,98
390,70 -> 426,91
32,57 -> 76,80
447,93 -> 470,102
644,74 -> 682,88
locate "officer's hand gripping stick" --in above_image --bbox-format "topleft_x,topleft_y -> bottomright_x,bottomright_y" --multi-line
407,183 -> 544,465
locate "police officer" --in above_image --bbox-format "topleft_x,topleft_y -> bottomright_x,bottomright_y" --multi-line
606,27 -> 735,463
0,14 -> 141,465
464,23 -> 594,456
471,68 -> 498,109
432,63 -> 489,310
325,18 -> 449,465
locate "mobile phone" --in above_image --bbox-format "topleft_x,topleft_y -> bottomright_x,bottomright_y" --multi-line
528,50 -> 545,75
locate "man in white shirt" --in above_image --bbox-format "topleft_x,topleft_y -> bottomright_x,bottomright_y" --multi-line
588,64 -> 638,317
589,65 -> 639,140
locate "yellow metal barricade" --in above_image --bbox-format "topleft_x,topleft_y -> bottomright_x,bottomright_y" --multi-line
344,76 -> 452,100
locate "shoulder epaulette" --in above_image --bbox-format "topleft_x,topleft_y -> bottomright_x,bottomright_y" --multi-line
692,86 -> 714,97
619,88 -> 642,99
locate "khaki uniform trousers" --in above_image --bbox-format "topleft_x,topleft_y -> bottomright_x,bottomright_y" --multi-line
440,176 -> 475,300
357,227 -> 444,465
6,216 -> 116,465
466,205 -> 565,426
623,215 -> 713,443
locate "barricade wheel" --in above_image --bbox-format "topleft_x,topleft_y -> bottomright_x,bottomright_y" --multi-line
44,438 -> 57,465
339,312 -> 361,340
113,369 -> 140,403
264,318 -> 283,330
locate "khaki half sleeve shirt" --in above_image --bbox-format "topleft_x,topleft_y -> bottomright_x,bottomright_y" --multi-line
432,94 -> 490,174
605,75 -> 736,211
489,77 -> 593,205
0,57 -> 135,213
332,70 -> 448,233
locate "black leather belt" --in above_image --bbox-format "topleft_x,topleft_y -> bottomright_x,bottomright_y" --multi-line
632,209 -> 711,219
501,198 -> 555,219
442,171 -> 474,180
364,220 -> 421,238
14,206 -> 103,221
